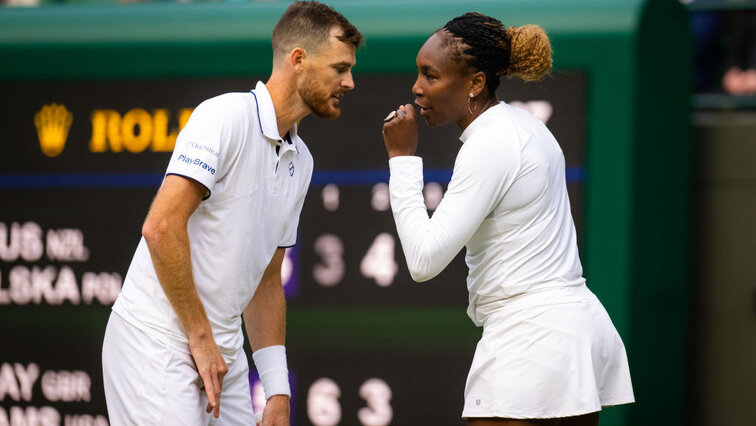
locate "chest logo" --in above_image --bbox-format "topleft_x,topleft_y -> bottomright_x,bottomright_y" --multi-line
288,162 -> 295,176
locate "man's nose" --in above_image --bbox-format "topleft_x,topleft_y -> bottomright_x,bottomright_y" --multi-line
342,71 -> 355,91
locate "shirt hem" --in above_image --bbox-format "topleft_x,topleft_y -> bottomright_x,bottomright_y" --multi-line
462,405 -> 603,420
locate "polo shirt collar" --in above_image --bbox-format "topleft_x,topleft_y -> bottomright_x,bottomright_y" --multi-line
251,81 -> 300,144
459,101 -> 504,144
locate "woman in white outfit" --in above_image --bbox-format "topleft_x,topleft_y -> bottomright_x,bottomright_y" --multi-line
381,12 -> 634,426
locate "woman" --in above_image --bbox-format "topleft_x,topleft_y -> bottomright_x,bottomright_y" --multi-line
382,12 -> 634,426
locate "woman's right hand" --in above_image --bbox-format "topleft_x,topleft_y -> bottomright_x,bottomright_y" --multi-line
382,104 -> 418,158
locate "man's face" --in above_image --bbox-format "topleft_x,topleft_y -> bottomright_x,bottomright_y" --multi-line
298,27 -> 356,119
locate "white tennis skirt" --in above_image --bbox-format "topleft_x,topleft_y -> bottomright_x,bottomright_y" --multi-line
462,285 -> 634,419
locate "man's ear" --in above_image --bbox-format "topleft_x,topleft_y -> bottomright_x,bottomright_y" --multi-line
289,47 -> 306,73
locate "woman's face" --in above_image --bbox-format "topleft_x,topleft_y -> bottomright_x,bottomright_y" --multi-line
412,32 -> 472,128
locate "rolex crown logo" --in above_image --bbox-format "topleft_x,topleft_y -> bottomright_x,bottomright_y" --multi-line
34,103 -> 73,157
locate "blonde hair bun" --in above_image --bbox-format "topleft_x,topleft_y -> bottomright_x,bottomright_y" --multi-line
505,25 -> 552,82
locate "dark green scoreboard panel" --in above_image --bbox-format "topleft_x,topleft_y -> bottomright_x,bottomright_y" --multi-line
0,1 -> 691,425
0,73 -> 584,425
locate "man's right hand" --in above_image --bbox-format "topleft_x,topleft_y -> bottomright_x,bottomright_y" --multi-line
189,334 -> 229,419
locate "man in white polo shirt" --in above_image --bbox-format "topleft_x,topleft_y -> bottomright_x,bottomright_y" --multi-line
101,2 -> 362,425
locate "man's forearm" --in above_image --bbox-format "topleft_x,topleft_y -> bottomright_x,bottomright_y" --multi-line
244,272 -> 286,350
245,254 -> 290,403
244,247 -> 286,349
144,221 -> 213,340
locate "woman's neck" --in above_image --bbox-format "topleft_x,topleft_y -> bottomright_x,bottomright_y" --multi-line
457,95 -> 499,132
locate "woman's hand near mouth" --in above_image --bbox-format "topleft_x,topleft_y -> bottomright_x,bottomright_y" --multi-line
382,104 -> 418,158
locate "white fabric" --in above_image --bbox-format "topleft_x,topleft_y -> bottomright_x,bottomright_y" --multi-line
112,81 -> 312,360
389,102 -> 585,327
102,312 -> 256,426
461,285 -> 634,418
251,345 -> 290,399
389,101 -> 634,418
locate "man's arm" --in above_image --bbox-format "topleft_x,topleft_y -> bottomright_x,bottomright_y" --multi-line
141,174 -> 228,418
244,247 -> 290,425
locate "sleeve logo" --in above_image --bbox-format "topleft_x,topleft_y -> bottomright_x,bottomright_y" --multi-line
177,154 -> 216,175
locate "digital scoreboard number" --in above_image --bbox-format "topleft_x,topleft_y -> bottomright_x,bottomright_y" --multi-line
0,74 -> 585,425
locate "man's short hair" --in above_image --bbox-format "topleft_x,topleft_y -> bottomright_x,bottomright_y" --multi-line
272,1 -> 362,61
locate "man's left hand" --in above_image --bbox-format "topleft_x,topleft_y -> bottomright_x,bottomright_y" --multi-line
260,395 -> 290,426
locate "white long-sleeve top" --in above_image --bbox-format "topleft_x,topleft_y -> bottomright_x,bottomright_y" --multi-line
389,102 -> 585,326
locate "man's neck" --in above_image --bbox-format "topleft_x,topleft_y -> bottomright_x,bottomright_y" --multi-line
265,73 -> 310,138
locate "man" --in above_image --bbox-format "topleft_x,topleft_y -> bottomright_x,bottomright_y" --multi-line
101,2 -> 361,425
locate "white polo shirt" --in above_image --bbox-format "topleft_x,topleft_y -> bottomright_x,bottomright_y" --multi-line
389,101 -> 585,327
113,81 -> 313,359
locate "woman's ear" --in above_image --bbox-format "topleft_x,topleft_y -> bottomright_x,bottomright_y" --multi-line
470,71 -> 487,97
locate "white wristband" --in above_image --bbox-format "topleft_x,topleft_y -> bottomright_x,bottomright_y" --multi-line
252,345 -> 290,399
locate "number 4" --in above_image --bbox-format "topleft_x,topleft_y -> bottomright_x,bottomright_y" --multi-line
360,233 -> 398,287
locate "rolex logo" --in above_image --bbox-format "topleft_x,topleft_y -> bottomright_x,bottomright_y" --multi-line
34,103 -> 73,157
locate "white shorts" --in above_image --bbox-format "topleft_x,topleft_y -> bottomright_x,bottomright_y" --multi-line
102,312 -> 255,426
462,285 -> 634,419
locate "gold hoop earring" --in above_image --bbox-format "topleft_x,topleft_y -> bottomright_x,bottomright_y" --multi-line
468,93 -> 478,115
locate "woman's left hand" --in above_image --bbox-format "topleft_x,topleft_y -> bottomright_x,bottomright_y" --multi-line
382,104 -> 418,158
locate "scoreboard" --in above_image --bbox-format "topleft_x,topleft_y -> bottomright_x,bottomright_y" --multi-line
0,72 -> 585,425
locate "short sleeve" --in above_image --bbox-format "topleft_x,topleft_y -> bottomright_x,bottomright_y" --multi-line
166,101 -> 225,199
279,191 -> 306,248
279,159 -> 313,248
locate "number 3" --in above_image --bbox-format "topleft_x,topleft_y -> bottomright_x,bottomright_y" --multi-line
358,378 -> 393,426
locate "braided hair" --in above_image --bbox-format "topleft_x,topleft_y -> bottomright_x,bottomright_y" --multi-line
440,12 -> 552,96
